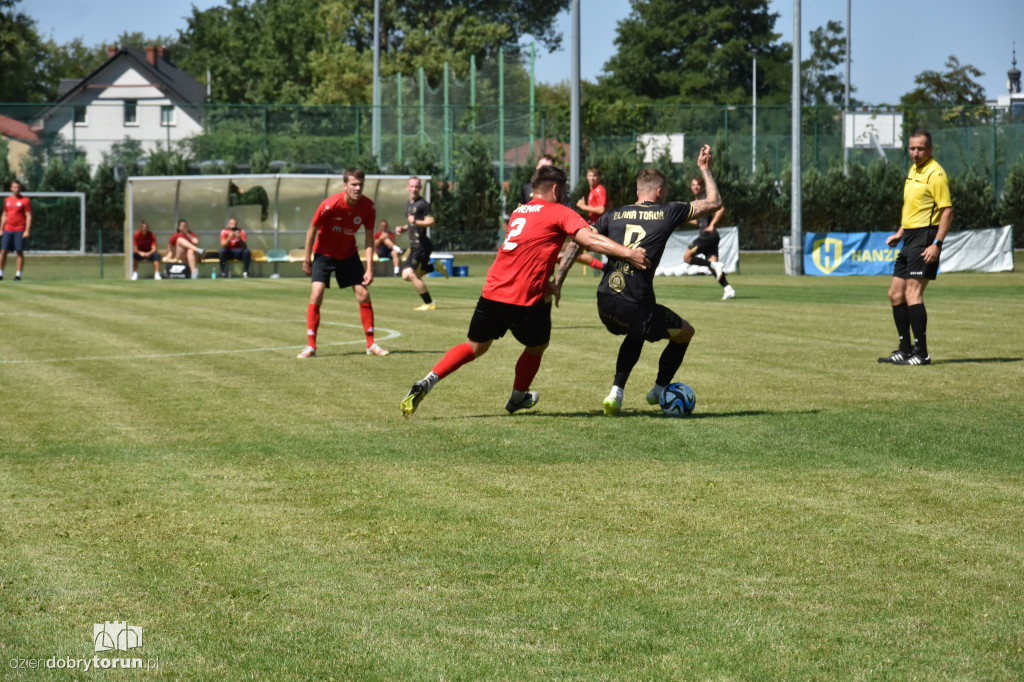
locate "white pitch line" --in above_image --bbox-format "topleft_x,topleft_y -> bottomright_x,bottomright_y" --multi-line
0,323 -> 401,366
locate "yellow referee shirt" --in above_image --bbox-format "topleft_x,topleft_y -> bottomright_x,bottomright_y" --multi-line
901,157 -> 952,229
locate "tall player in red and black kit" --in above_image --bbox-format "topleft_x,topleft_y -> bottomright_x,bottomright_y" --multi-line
401,165 -> 650,417
297,169 -> 390,359
555,145 -> 722,416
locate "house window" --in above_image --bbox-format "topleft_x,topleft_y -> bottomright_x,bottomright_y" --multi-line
160,105 -> 176,127
124,100 -> 138,126
73,105 -> 87,126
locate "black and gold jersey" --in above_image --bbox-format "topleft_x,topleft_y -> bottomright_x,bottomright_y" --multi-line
406,197 -> 433,249
595,200 -> 694,305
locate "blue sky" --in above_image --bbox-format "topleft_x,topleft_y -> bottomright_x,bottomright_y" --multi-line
26,0 -> 1023,105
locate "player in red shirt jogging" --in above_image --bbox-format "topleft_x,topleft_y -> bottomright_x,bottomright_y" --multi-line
298,169 -> 389,358
1,180 -> 32,281
577,166 -> 608,224
565,165 -> 608,272
401,165 -> 650,417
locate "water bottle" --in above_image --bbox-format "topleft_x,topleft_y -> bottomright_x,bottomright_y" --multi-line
211,270 -> 217,279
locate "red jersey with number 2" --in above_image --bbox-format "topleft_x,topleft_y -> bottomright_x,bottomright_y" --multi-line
483,199 -> 589,307
312,192 -> 375,260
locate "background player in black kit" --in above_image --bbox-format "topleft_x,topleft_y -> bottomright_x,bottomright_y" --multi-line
397,176 -> 448,310
554,145 -> 722,416
684,175 -> 736,300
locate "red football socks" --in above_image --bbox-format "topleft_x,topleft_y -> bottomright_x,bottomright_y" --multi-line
513,350 -> 543,392
359,302 -> 375,346
306,304 -> 321,348
432,342 -> 476,380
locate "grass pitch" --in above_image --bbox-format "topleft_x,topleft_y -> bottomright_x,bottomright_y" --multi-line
1,254 -> 1022,680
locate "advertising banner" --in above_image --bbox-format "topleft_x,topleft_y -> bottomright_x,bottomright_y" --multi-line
656,226 -> 739,276
803,226 -> 1014,276
803,232 -> 894,276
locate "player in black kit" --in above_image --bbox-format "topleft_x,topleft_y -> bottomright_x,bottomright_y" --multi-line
684,175 -> 735,300
553,145 -> 722,416
397,176 -> 448,310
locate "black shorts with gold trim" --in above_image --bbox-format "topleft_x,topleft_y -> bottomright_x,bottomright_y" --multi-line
596,292 -> 682,342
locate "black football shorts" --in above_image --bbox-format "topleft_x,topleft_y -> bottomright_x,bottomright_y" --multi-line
311,253 -> 364,288
687,230 -> 720,259
893,226 -> 939,280
467,296 -> 552,347
597,292 -> 683,342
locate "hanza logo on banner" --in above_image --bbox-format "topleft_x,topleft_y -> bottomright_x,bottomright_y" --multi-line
804,232 -> 899,276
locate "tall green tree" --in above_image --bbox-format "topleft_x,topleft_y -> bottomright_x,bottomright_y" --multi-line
900,55 -> 988,127
949,171 -> 996,231
38,38 -> 105,101
310,0 -> 567,104
176,0 -> 322,104
996,161 -> 1024,247
802,20 -> 855,107
0,0 -> 47,102
175,0 -> 568,106
432,135 -> 501,250
599,0 -> 789,105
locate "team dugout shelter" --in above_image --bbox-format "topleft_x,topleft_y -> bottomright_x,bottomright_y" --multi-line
124,174 -> 430,279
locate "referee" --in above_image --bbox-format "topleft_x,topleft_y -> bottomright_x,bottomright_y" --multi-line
878,129 -> 953,366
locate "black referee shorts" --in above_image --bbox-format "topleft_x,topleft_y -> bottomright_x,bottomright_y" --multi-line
893,227 -> 939,280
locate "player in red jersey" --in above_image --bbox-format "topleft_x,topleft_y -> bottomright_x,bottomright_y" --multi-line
167,220 -> 203,279
1,180 -> 32,281
131,221 -> 162,280
564,165 -> 608,272
401,164 -> 650,417
218,217 -> 252,278
577,166 -> 608,224
298,169 -> 389,358
373,219 -> 402,275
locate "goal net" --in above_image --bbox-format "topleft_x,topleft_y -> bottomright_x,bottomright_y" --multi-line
1,192 -> 86,254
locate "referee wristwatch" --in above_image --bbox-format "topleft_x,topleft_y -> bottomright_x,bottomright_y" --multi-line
933,240 -> 943,247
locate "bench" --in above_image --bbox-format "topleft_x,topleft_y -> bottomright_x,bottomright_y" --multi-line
200,249 -> 269,277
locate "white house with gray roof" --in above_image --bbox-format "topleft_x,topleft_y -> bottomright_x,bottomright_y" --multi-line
33,46 -> 206,168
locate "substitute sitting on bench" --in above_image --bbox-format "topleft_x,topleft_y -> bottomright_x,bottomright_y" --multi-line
167,219 -> 203,279
219,218 -> 252,278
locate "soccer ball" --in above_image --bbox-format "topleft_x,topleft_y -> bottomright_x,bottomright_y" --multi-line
659,382 -> 696,417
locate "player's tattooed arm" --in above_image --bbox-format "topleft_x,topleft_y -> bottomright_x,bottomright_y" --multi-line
554,241 -> 581,289
689,144 -> 722,220
550,241 -> 583,307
